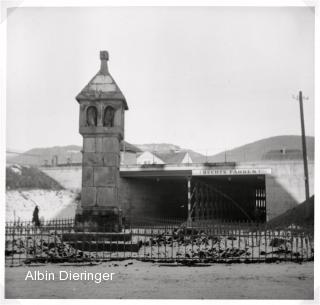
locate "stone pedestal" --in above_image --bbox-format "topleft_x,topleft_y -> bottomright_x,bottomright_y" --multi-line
75,207 -> 122,232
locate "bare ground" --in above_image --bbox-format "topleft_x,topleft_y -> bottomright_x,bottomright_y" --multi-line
5,260 -> 314,299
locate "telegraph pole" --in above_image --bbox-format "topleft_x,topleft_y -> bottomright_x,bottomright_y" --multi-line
187,177 -> 192,223
293,91 -> 310,201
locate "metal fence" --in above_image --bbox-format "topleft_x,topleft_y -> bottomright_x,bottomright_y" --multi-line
5,218 -> 313,266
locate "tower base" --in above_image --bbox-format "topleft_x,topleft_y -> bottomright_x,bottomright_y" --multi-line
75,207 -> 122,232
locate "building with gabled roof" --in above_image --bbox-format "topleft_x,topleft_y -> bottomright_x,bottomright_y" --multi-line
136,151 -> 165,165
154,150 -> 206,165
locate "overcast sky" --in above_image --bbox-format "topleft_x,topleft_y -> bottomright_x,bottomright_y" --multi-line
6,6 -> 314,155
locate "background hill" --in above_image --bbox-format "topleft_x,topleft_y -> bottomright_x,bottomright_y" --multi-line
6,164 -> 63,190
208,135 -> 314,163
7,145 -> 82,166
7,141 -> 141,166
135,143 -> 181,152
6,135 -> 314,166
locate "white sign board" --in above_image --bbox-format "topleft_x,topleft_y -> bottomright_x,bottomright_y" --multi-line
192,168 -> 272,176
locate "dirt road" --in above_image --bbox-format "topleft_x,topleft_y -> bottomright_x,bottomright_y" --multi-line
5,260 -> 314,299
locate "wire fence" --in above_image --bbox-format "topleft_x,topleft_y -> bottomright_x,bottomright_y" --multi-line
5,217 -> 313,266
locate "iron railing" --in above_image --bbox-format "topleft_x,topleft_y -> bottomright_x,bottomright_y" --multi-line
5,218 -> 313,266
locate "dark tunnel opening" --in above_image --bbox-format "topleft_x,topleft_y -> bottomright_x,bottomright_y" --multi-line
193,175 -> 266,222
122,176 -> 188,220
122,174 -> 266,222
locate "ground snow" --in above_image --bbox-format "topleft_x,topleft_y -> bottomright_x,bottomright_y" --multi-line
5,261 -> 314,299
6,190 -> 77,222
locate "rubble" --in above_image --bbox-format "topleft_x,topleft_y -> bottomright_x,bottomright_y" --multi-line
5,232 -> 94,263
137,226 -> 313,261
5,225 -> 313,264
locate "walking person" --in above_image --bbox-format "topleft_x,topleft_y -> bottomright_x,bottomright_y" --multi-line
32,205 -> 41,227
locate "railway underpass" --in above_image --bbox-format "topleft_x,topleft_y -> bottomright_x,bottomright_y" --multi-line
120,166 -> 268,223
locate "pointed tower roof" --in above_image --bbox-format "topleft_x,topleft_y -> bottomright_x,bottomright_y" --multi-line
76,51 -> 128,110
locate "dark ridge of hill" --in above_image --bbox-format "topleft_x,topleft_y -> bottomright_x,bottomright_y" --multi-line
7,141 -> 141,166
156,149 -> 206,164
208,135 -> 314,163
135,143 -> 181,152
121,142 -> 142,153
6,165 -> 63,190
7,145 -> 82,166
7,135 -> 314,166
267,195 -> 314,230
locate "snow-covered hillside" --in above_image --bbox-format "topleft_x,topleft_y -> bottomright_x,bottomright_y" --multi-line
6,164 -> 63,190
6,190 -> 78,222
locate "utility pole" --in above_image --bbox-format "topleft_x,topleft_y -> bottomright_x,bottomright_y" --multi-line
293,91 -> 310,201
187,177 -> 192,223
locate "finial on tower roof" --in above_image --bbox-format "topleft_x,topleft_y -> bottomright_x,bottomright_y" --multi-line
100,50 -> 109,61
99,50 -> 109,74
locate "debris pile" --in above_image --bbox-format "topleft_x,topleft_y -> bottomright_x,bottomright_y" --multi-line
5,232 -> 92,263
138,226 -> 313,261
5,226 -> 313,264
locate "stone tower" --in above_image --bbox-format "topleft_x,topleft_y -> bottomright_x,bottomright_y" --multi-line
75,50 -> 128,231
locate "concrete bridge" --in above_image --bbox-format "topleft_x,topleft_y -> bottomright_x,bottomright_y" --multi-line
41,159 -> 314,221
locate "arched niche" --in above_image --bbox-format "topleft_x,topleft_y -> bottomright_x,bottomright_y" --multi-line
86,106 -> 98,127
103,106 -> 115,127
